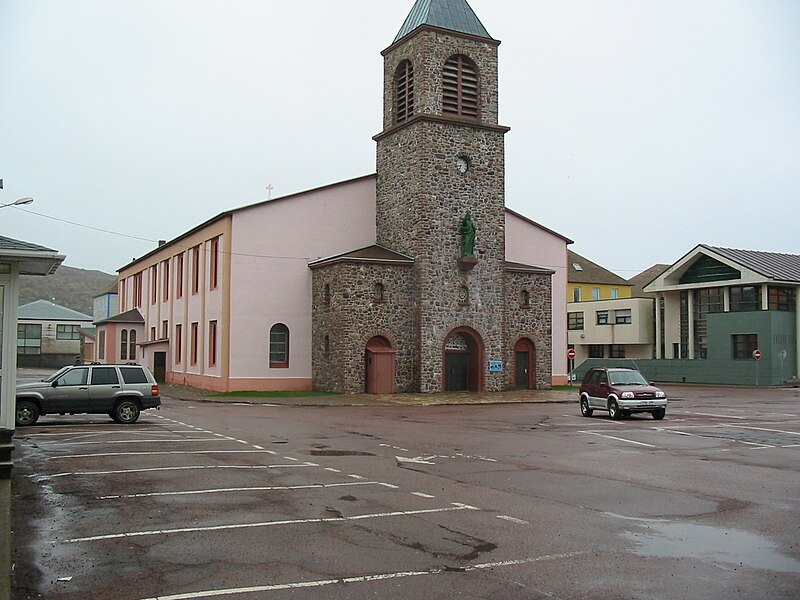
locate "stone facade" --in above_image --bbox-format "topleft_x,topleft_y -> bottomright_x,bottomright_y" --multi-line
309,13 -> 553,394
311,259 -> 415,393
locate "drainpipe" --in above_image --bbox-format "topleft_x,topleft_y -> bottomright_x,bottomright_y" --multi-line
654,294 -> 662,359
687,291 -> 695,360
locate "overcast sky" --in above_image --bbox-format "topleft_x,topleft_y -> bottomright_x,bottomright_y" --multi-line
2,0 -> 798,277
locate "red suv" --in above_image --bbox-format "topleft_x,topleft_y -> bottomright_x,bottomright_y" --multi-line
579,367 -> 667,420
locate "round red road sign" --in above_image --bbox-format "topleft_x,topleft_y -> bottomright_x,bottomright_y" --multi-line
752,349 -> 762,360
567,349 -> 576,360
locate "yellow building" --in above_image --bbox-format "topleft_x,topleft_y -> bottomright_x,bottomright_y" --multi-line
568,250 -> 631,302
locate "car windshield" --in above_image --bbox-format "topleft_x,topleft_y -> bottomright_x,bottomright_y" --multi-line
43,367 -> 71,383
609,371 -> 649,386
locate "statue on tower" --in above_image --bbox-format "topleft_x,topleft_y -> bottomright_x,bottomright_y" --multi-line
460,211 -> 476,258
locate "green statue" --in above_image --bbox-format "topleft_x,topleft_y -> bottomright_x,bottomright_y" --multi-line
460,211 -> 476,258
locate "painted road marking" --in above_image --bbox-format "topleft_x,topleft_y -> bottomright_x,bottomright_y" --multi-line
62,503 -> 480,543
136,552 -> 587,600
412,492 -> 434,499
497,515 -> 529,525
721,424 -> 800,436
580,431 -> 657,448
33,463 -> 320,479
99,480 -> 386,499
681,411 -> 748,420
47,438 -> 224,446
49,450 -> 283,460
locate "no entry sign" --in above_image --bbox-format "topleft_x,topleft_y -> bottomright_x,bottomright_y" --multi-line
567,349 -> 576,360
752,349 -> 762,360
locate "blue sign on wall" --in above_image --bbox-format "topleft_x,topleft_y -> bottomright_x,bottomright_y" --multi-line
488,361 -> 503,373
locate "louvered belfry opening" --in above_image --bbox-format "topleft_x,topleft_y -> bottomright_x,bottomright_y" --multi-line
443,55 -> 479,118
395,60 -> 415,124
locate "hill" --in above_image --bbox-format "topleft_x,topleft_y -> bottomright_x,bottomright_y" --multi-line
19,265 -> 117,316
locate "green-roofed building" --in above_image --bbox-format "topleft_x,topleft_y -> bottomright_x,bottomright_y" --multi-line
394,0 -> 493,42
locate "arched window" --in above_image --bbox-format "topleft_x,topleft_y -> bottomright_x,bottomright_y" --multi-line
374,282 -> 386,303
120,329 -> 128,360
443,55 -> 478,118
269,323 -> 289,368
324,335 -> 330,356
324,283 -> 331,305
520,289 -> 531,307
129,330 -> 137,361
395,60 -> 414,124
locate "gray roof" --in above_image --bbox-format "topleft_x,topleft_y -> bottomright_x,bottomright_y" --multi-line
704,245 -> 800,283
309,245 -> 415,268
0,235 -> 64,276
394,0 -> 492,43
18,300 -> 92,322
95,308 -> 144,325
567,250 -> 629,286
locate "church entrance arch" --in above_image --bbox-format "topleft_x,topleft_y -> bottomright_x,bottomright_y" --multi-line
443,327 -> 483,392
365,336 -> 396,394
514,338 -> 536,390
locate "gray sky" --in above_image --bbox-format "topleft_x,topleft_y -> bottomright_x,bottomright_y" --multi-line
2,0 -> 798,277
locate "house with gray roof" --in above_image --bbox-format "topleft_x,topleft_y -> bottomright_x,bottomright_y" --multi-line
17,299 -> 92,368
639,244 -> 799,386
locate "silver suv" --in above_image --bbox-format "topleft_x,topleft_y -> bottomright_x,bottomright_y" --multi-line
15,363 -> 161,426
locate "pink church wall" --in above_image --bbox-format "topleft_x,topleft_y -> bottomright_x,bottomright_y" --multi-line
505,211 -> 570,385
227,176 -> 377,387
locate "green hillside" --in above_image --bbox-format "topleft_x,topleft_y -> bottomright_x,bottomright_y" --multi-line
19,265 -> 116,315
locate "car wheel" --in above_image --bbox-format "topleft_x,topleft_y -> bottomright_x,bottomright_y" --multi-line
16,400 -> 40,427
580,398 -> 593,417
112,400 -> 140,424
608,399 -> 621,420
652,408 -> 666,420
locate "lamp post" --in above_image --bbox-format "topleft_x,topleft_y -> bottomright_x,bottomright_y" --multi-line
0,197 -> 33,209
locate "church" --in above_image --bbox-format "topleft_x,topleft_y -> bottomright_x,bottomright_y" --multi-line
99,0 -> 572,393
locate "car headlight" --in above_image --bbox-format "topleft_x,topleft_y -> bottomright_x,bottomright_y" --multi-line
621,391 -> 634,399
655,391 -> 666,398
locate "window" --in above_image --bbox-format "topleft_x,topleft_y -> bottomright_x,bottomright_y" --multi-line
395,60 -> 414,124
209,236 -> 220,290
596,311 -> 609,325
730,285 -> 761,312
91,367 -> 119,385
732,334 -> 758,359
175,324 -> 183,363
150,327 -> 156,341
192,245 -> 201,294
133,272 -> 144,307
150,265 -> 158,305
324,335 -> 330,356
374,282 -> 386,303
592,287 -> 600,301
572,262 -> 583,271
162,259 -> 170,302
162,320 -> 169,339
443,55 -> 478,118
129,329 -> 137,361
58,368 -> 88,386
769,287 -> 796,311
611,288 -> 619,299
98,330 -> 106,360
56,324 -> 81,340
208,320 -> 218,367
120,367 -> 148,384
269,323 -> 289,368
573,287 -> 581,302
176,253 -> 184,298
17,324 -> 42,355
520,289 -> 530,307
568,312 -> 584,331
610,345 -> 626,358
120,329 -> 128,360
589,345 -> 604,358
190,322 -> 199,365
614,309 -> 632,325
323,284 -> 331,305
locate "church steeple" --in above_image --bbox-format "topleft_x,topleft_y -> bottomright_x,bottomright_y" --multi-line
394,0 -> 493,43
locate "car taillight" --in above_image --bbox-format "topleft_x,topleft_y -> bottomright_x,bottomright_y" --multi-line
151,385 -> 159,396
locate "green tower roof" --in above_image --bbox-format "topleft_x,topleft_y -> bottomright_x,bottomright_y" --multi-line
394,0 -> 493,43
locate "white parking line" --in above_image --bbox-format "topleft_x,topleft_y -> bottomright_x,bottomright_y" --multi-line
62,502 -> 480,543
49,450 -> 281,460
47,438 -> 224,446
681,411 -> 748,419
35,463 -> 320,479
100,480 -> 386,499
136,552 -> 586,600
497,515 -> 529,525
721,424 -> 800,436
411,492 -> 434,499
580,431 -> 656,448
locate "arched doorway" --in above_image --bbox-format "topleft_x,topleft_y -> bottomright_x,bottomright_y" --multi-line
365,336 -> 396,394
514,338 -> 536,390
443,327 -> 483,392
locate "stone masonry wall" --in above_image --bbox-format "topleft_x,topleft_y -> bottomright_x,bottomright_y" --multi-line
504,271 -> 553,390
311,262 -> 415,393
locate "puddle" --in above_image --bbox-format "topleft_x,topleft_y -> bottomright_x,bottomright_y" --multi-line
623,522 -> 800,573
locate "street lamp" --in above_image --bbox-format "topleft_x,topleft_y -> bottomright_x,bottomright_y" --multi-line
0,197 -> 34,209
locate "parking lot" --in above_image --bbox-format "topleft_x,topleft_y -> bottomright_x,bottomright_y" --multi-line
10,384 -> 800,599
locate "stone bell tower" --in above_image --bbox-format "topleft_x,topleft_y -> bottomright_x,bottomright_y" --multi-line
374,0 -> 511,392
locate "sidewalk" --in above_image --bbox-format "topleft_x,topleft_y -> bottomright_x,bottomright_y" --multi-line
160,383 -> 578,407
